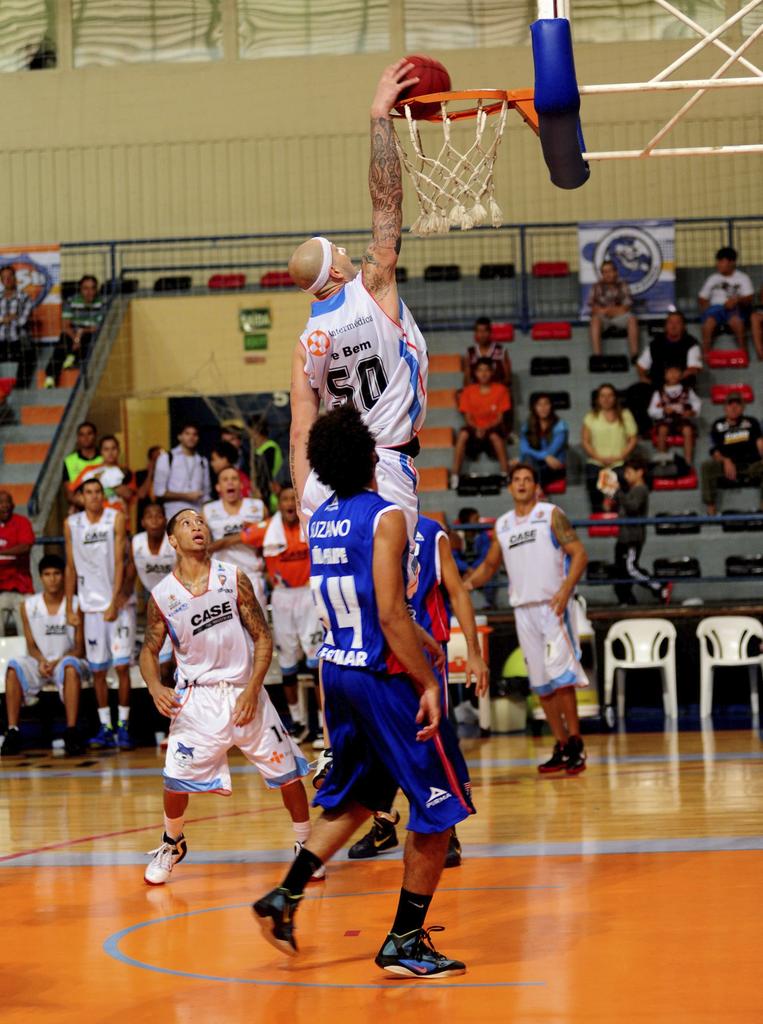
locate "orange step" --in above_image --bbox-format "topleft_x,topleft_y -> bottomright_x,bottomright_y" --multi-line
59,368 -> 80,388
417,467 -> 449,492
422,509 -> 448,527
21,405 -> 64,426
429,353 -> 461,374
3,483 -> 33,505
428,389 -> 457,409
420,426 -> 454,448
3,442 -> 49,464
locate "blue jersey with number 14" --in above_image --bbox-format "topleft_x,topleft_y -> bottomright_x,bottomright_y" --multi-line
308,490 -> 400,672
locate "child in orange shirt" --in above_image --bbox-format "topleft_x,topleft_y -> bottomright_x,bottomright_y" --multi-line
451,359 -> 510,488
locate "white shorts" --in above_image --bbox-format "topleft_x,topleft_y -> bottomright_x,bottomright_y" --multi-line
84,605 -> 136,671
7,655 -> 88,702
162,682 -> 310,794
302,444 -> 420,592
514,601 -> 587,697
271,586 -> 322,673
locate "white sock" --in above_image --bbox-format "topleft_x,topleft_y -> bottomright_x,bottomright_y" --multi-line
164,814 -> 185,841
288,700 -> 305,726
317,709 -> 324,729
292,820 -> 311,845
97,706 -> 112,728
118,705 -> 130,725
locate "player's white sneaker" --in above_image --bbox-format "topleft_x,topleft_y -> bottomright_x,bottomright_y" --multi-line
144,832 -> 188,885
294,840 -> 326,881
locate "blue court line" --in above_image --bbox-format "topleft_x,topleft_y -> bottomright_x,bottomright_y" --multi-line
1,749 -> 762,781
6,835 -> 763,868
103,895 -> 545,990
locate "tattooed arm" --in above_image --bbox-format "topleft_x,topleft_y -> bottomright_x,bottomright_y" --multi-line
139,596 -> 177,717
363,59 -> 418,317
549,507 -> 588,619
234,569 -> 274,725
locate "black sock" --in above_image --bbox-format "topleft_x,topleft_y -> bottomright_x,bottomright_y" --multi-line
390,888 -> 433,936
281,847 -> 323,897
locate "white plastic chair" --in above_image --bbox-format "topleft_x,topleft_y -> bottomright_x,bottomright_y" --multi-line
604,618 -> 677,719
0,636 -> 27,695
696,616 -> 762,718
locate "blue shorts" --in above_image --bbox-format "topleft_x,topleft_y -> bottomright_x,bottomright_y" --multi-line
314,662 -> 475,834
702,304 -> 750,326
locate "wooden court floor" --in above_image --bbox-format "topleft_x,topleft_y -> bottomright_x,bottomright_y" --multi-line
2,728 -> 762,1024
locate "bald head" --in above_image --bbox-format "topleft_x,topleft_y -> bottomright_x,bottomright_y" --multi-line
288,237 -> 356,294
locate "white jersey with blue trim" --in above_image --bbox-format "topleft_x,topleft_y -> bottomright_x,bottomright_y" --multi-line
495,502 -> 569,607
24,593 -> 78,661
132,532 -> 175,593
300,274 -> 428,448
67,508 -> 118,613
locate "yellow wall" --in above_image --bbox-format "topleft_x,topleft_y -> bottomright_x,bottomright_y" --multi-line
1,18 -> 761,244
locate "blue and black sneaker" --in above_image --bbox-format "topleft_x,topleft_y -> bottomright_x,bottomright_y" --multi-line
375,925 -> 466,978
252,887 -> 303,957
116,724 -> 133,750
89,724 -> 116,749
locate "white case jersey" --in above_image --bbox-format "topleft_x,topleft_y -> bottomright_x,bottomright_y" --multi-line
132,532 -> 176,593
495,502 -> 569,607
67,508 -> 118,612
300,274 -> 428,448
152,559 -> 252,687
24,593 -> 78,661
203,498 -> 266,580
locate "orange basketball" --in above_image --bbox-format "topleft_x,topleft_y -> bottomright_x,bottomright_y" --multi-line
396,54 -> 451,120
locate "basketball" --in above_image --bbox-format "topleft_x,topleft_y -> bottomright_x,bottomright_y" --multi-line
396,54 -> 451,120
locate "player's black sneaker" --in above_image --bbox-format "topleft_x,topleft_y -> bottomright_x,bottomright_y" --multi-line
444,827 -> 462,868
538,740 -> 568,774
565,735 -> 587,775
375,926 -> 466,978
252,887 -> 303,957
1,728 -> 22,756
348,810 -> 400,859
63,727 -> 85,757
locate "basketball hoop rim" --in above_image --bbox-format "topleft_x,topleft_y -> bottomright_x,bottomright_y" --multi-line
393,89 -> 513,122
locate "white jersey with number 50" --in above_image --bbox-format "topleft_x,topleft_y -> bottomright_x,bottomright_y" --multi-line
300,274 -> 428,448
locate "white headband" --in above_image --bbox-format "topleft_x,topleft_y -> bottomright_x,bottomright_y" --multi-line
304,236 -> 333,295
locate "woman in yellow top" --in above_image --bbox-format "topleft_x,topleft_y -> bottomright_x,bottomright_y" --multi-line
581,384 -> 639,511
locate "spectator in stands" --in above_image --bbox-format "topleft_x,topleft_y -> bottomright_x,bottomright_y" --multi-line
249,415 -> 283,513
648,364 -> 701,466
519,393 -> 568,491
629,310 -> 703,435
581,384 -> 639,511
152,422 -> 211,518
701,392 -> 763,515
210,440 -> 253,497
451,358 -> 511,489
587,260 -> 640,360
1,554 -> 86,757
450,507 -> 491,575
96,435 -> 135,512
44,275 -> 105,388
62,421 -> 103,512
0,265 -> 34,388
135,445 -> 162,522
750,282 -> 763,361
699,246 -> 754,354
462,316 -> 512,432
220,419 -> 250,471
608,457 -> 671,605
0,490 -> 35,636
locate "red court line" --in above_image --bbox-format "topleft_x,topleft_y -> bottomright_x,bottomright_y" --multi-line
0,806 -> 283,863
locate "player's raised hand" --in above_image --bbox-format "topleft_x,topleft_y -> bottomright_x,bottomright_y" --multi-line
415,684 -> 441,742
371,58 -> 419,117
232,686 -> 260,727
149,683 -> 180,718
465,650 -> 489,698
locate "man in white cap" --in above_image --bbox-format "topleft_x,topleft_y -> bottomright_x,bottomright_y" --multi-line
288,59 -> 427,591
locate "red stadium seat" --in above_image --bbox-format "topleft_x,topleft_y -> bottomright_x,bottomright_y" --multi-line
588,512 -> 619,537
706,348 -> 749,369
531,322 -> 572,340
490,322 -> 514,342
710,384 -> 754,404
543,477 -> 567,495
652,468 -> 699,491
260,271 -> 295,288
532,261 -> 570,277
208,273 -> 246,290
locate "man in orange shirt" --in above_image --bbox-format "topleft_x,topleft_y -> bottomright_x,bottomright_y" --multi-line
241,487 -> 322,743
451,358 -> 510,488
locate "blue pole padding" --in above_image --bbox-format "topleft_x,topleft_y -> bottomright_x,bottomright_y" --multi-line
531,19 -> 590,190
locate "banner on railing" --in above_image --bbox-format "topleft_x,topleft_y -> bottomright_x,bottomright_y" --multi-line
0,244 -> 61,343
578,220 -> 675,317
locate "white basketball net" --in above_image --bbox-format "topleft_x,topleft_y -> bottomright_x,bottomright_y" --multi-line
394,99 -> 509,237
